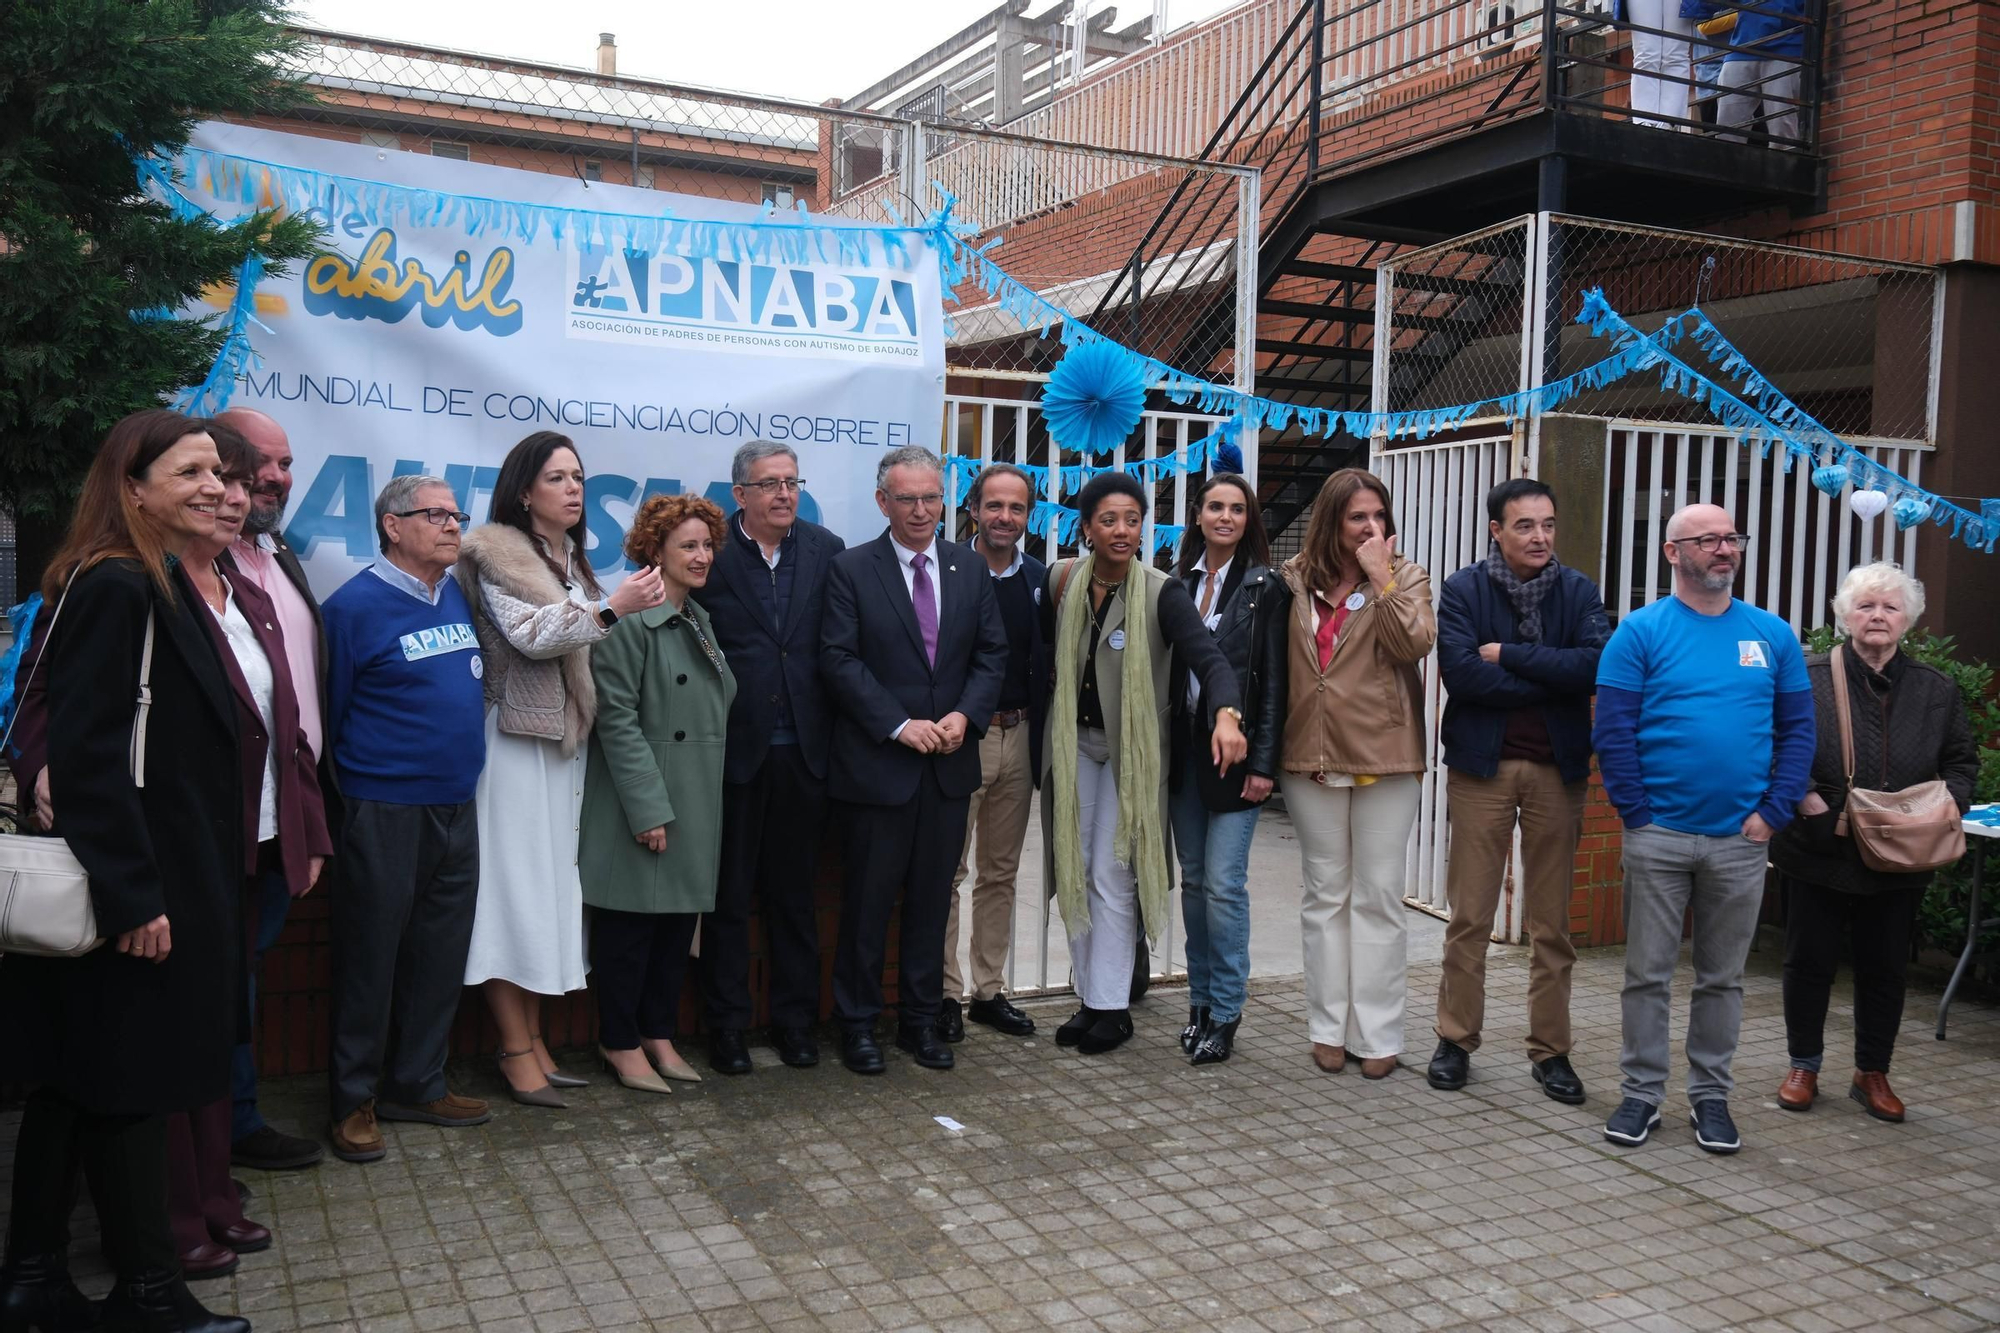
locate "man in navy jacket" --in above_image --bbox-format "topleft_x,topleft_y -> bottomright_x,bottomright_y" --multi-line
691,441 -> 845,1074
1427,479 -> 1611,1105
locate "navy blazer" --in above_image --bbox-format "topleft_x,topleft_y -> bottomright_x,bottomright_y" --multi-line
820,531 -> 1008,805
693,516 -> 845,784
974,542 -> 1053,784
1436,561 -> 1610,786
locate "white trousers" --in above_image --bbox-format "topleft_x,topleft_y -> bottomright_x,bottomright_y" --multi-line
1070,729 -> 1141,1011
1718,59 -> 1802,143
1283,773 -> 1422,1058
1627,0 -> 1694,127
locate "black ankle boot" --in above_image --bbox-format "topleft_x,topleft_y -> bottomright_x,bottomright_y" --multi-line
101,1271 -> 249,1333
1190,1017 -> 1239,1065
0,1253 -> 99,1333
1178,1006 -> 1210,1055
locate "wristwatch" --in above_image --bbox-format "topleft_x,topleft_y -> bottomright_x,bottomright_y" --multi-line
597,603 -> 619,629
1217,706 -> 1245,725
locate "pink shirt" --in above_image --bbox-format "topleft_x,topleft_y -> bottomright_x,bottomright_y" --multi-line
230,535 -> 324,762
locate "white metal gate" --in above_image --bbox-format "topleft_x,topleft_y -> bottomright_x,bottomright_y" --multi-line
1371,435 -> 1529,943
1602,423 -> 1929,632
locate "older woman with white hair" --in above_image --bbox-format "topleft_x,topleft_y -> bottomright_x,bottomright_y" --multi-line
1770,562 -> 1978,1123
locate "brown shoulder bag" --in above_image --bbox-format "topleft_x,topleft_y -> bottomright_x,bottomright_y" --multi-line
1829,644 -> 1965,873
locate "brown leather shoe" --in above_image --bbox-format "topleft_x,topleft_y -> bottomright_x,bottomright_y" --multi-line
1311,1043 -> 1347,1073
211,1219 -> 271,1254
1360,1056 -> 1398,1080
377,1091 -> 492,1127
329,1101 -> 385,1163
178,1240 -> 240,1281
1777,1068 -> 1817,1111
1849,1070 -> 1905,1123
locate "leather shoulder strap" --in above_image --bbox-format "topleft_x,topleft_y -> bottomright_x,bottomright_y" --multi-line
1053,558 -> 1079,610
1829,644 -> 1855,789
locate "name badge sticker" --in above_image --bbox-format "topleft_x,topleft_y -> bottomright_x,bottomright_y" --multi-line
1345,592 -> 1367,612
1738,640 -> 1770,669
1107,629 -> 1126,650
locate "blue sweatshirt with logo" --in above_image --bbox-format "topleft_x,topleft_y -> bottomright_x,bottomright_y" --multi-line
323,563 -> 488,805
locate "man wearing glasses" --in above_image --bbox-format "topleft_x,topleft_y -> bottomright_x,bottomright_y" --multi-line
691,441 -> 845,1074
821,446 -> 1007,1074
1594,504 -> 1814,1156
320,475 -> 491,1163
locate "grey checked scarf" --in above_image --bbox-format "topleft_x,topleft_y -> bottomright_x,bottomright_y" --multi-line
1483,539 -> 1561,642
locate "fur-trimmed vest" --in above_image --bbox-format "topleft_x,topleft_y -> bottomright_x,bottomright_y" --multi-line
455,524 -> 603,755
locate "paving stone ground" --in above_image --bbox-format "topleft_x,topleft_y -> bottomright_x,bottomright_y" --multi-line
6,938 -> 1997,1333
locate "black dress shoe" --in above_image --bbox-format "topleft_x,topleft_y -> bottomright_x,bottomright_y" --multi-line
773,1026 -> 820,1068
708,1028 -> 753,1076
101,1270 -> 249,1333
0,1252 -> 100,1332
1190,1017 -> 1238,1065
1426,1038 -> 1470,1091
967,994 -> 1036,1036
935,997 -> 965,1044
840,1029 -> 885,1075
1179,1005 -> 1210,1055
896,1024 -> 956,1070
1055,1006 -> 1099,1048
1532,1054 -> 1587,1105
231,1123 -> 325,1171
1076,1008 -> 1134,1055
177,1242 -> 239,1282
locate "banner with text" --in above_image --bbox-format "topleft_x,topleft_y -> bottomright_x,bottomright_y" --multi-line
182,123 -> 945,597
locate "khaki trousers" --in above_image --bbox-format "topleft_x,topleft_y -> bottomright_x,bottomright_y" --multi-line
1434,761 -> 1586,1063
944,720 -> 1033,1001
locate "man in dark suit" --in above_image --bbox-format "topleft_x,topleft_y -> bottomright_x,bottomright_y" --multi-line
691,440 -> 846,1074
821,445 -> 1008,1074
936,463 -> 1047,1044
211,407 -> 334,1174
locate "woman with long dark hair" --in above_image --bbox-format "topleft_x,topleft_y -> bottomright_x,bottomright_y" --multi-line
457,431 -> 665,1105
0,409 -> 250,1332
1278,467 -> 1435,1080
1168,474 -> 1290,1064
1040,473 -> 1246,1056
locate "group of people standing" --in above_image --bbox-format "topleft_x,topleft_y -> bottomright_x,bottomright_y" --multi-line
0,406 -> 1978,1333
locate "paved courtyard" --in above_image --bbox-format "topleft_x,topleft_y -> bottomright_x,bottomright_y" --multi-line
5,938 -> 1997,1333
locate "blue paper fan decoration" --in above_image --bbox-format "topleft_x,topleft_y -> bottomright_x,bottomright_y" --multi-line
1042,341 -> 1147,457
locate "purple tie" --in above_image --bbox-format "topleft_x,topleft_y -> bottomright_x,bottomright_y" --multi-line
911,551 -> 938,666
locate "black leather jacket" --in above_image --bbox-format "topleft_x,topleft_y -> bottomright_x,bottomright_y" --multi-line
1171,562 -> 1291,813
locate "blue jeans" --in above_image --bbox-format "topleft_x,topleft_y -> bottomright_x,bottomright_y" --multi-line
1169,752 -> 1261,1024
231,866 -> 294,1143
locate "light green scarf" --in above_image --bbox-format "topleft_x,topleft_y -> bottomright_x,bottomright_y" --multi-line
1050,553 -> 1168,942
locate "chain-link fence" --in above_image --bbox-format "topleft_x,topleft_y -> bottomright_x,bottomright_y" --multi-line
1375,212 -> 1938,447
285,27 -> 1255,389
1543,215 -> 1936,441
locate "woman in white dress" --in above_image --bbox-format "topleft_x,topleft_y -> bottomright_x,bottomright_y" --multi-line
457,432 -> 664,1105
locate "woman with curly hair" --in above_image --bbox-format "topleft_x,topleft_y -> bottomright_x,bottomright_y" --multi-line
578,494 -> 737,1095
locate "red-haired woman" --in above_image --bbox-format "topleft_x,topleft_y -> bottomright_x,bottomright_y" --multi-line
1278,468 -> 1436,1080
579,495 -> 737,1095
0,409 -> 250,1332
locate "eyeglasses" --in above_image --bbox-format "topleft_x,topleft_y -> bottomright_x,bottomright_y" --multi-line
887,492 -> 945,509
394,507 -> 471,527
1669,532 -> 1751,553
741,477 -> 806,495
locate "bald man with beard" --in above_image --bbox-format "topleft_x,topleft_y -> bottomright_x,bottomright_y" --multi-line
1593,504 -> 1814,1155
209,407 -> 334,1173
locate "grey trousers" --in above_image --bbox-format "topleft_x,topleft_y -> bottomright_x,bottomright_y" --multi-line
328,797 -> 480,1120
1618,823 -> 1770,1108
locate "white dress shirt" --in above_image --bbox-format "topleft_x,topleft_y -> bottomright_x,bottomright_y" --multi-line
887,534 -> 944,740
1187,555 -> 1232,709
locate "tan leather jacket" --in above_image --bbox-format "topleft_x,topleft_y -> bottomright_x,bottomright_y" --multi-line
1278,555 -> 1436,776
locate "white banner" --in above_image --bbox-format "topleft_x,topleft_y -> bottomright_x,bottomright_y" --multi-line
180,123 -> 945,598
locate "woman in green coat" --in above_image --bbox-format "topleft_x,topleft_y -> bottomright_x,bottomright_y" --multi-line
580,494 -> 736,1095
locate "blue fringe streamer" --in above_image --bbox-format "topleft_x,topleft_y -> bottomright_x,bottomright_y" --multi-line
0,594 -> 44,751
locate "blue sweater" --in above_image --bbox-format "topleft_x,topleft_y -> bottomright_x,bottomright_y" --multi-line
323,564 -> 488,805
1593,595 -> 1814,835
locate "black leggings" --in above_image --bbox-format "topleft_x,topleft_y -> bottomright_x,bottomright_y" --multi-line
5,1087 -> 175,1276
1782,879 -> 1924,1073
